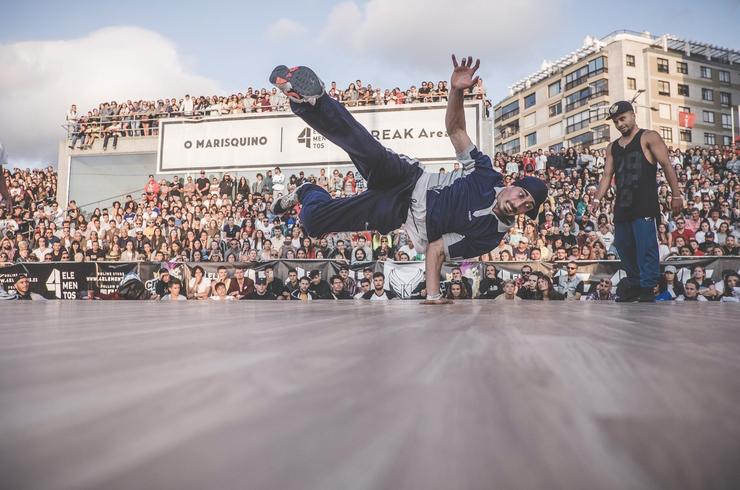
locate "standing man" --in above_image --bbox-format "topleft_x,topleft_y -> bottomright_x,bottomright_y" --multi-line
269,56 -> 547,304
591,101 -> 682,302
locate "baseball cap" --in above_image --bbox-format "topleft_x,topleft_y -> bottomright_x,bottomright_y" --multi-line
705,231 -> 715,238
512,177 -> 547,219
159,267 -> 170,274
664,266 -> 677,273
309,270 -> 321,279
606,101 -> 634,121
255,277 -> 267,285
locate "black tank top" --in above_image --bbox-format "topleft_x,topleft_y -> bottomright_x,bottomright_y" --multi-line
611,129 -> 659,222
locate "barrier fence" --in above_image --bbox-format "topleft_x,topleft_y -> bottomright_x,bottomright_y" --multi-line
1,257 -> 738,300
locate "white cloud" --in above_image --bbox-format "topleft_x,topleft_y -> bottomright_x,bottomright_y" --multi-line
0,26 -> 223,167
266,18 -> 308,41
319,0 -> 560,72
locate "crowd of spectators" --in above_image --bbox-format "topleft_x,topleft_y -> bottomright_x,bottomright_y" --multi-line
64,79 -> 489,150
1,141 -> 738,301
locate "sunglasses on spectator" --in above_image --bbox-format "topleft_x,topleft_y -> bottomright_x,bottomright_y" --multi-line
567,266 -> 577,270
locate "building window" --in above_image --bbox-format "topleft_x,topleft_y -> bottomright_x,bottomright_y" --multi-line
549,101 -> 562,118
565,87 -> 591,112
522,112 -> 536,129
678,106 -> 691,114
723,135 -> 732,146
627,77 -> 637,90
626,54 -> 635,67
676,61 -> 688,74
704,133 -> 715,145
549,142 -> 564,152
565,109 -> 591,134
678,84 -> 689,96
657,58 -> 669,73
660,127 -> 673,142
548,81 -> 561,98
658,80 -> 670,96
719,70 -> 730,84
502,138 -> 521,155
702,111 -> 715,124
495,100 -> 520,122
526,132 -> 537,147
679,129 -> 692,142
592,124 -> 610,144
720,92 -> 731,107
564,56 -> 607,90
590,103 -> 610,121
549,122 -> 563,139
659,103 -> 672,119
702,88 -> 714,102
568,132 -> 593,149
721,113 -> 732,129
700,66 -> 712,79
524,93 -> 536,109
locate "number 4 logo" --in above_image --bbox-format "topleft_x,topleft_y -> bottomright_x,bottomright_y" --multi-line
297,128 -> 311,148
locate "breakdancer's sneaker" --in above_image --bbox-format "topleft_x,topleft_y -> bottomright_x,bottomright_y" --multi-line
270,65 -> 325,105
271,183 -> 307,215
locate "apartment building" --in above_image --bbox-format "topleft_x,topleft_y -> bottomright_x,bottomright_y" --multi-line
493,30 -> 740,154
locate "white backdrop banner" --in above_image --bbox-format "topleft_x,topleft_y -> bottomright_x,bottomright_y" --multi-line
157,102 -> 482,172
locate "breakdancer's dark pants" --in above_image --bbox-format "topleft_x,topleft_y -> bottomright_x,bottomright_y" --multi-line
291,95 -> 423,236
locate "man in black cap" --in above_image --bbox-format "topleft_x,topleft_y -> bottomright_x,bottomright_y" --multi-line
591,100 -> 682,302
245,277 -> 277,300
270,56 -> 547,304
308,270 -> 332,299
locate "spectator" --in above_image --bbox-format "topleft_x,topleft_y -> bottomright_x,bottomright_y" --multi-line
719,272 -> 739,302
585,278 -> 616,301
533,275 -> 565,301
245,277 -> 276,300
7,275 -> 46,300
328,274 -> 353,299
291,276 -> 315,301
361,272 -> 398,300
187,265 -> 211,300
493,280 -> 521,301
152,268 -> 171,299
676,279 -> 708,302
160,279 -> 187,301
354,277 -> 371,299
210,282 -> 233,301
445,280 -> 470,300
657,265 -> 685,300
308,270 -> 332,299
554,261 -> 584,300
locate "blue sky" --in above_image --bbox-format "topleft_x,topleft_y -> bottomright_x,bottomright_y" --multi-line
1,0 -> 737,166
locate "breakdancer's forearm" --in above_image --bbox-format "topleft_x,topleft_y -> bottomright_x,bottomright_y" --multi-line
445,87 -> 472,154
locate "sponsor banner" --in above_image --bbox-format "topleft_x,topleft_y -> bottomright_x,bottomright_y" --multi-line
93,262 -> 139,295
0,263 -> 95,299
1,258 -> 737,300
157,102 -> 482,173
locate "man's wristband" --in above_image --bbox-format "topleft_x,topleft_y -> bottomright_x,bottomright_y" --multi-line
671,197 -> 683,200
593,198 -> 601,202
426,292 -> 442,301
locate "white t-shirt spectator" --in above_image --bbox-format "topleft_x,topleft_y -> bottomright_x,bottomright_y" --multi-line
181,97 -> 194,116
188,277 -> 212,297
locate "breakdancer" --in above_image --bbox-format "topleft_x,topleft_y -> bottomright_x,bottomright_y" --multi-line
270,55 -> 547,304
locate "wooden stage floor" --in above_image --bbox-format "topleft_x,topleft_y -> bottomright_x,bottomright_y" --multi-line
1,301 -> 739,490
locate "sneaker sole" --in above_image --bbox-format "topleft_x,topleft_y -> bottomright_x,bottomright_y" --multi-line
269,65 -> 324,103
